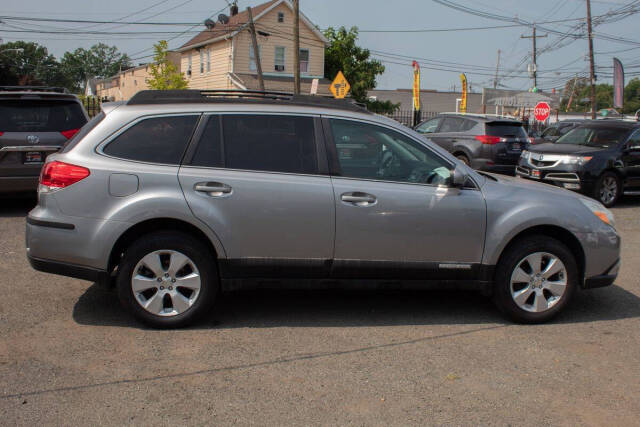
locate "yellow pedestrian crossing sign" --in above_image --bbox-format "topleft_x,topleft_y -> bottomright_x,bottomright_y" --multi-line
330,71 -> 350,99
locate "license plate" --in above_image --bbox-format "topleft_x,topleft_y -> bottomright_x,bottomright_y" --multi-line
511,143 -> 521,151
24,151 -> 43,163
530,169 -> 541,179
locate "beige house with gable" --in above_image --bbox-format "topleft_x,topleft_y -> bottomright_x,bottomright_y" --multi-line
176,0 -> 332,94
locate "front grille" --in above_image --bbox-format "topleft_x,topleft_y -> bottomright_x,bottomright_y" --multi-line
530,158 -> 557,167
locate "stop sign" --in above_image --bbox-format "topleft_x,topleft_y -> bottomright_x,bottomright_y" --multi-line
534,102 -> 551,121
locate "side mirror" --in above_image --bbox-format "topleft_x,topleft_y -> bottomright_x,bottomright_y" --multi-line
451,165 -> 467,188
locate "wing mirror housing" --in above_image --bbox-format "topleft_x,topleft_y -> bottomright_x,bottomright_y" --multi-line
450,165 -> 467,188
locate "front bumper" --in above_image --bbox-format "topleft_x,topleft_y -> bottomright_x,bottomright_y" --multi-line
515,165 -> 595,193
583,259 -> 619,289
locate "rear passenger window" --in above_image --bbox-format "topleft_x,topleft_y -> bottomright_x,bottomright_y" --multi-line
439,117 -> 464,133
222,115 -> 316,174
460,119 -> 476,131
103,115 -> 198,164
190,115 -> 222,168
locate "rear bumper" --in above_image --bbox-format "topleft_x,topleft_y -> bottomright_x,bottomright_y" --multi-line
0,176 -> 39,192
28,254 -> 109,283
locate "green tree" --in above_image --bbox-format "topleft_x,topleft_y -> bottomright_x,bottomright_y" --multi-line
61,43 -> 131,92
323,26 -> 392,111
0,41 -> 71,88
147,40 -> 188,90
623,78 -> 640,114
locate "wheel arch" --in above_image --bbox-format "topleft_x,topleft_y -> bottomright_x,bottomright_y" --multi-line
494,224 -> 586,285
108,217 -> 223,274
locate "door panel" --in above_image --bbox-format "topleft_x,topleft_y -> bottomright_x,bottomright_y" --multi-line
324,117 -> 486,280
623,130 -> 640,187
331,178 -> 485,276
180,168 -> 335,276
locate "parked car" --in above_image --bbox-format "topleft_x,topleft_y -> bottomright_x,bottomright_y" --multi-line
532,119 -> 586,144
413,113 -> 528,175
27,90 -> 619,328
0,86 -> 88,193
516,120 -> 640,207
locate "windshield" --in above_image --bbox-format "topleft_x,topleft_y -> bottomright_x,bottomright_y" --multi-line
555,126 -> 629,148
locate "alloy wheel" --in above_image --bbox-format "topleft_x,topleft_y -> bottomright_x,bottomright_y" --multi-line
510,252 -> 567,313
131,250 -> 201,317
599,176 -> 618,205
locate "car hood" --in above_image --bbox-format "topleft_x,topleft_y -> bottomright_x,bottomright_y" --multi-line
528,142 -> 604,155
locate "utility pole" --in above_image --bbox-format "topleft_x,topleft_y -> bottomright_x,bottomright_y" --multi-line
586,0 -> 596,119
521,25 -> 547,89
293,0 -> 300,94
493,49 -> 501,89
247,7 -> 264,91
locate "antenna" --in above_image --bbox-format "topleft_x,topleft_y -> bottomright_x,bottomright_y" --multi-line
218,14 -> 229,24
204,18 -> 215,29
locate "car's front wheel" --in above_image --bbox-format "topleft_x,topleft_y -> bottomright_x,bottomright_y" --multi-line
116,231 -> 218,328
493,236 -> 577,323
594,171 -> 621,207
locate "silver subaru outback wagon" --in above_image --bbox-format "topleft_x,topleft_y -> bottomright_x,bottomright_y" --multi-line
26,90 -> 620,328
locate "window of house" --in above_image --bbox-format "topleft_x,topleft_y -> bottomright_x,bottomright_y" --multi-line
249,44 -> 261,72
187,53 -> 192,77
200,50 -> 204,74
274,46 -> 285,72
277,12 -> 284,22
299,48 -> 309,73
206,48 -> 211,72
103,115 -> 199,165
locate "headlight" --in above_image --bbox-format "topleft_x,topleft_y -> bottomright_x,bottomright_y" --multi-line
580,198 -> 615,228
562,155 -> 593,165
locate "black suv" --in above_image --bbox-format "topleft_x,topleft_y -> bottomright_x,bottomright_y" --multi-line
516,120 -> 640,207
414,113 -> 528,174
0,86 -> 88,193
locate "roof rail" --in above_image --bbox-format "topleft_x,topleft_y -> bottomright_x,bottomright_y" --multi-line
0,86 -> 69,94
126,90 -> 370,113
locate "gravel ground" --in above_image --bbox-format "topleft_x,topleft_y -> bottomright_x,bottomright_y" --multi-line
1,195 -> 639,425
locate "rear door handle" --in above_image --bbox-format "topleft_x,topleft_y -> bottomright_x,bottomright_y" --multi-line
194,182 -> 232,197
341,192 -> 377,206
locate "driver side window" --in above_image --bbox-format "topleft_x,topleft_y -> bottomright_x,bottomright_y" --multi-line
329,119 -> 453,186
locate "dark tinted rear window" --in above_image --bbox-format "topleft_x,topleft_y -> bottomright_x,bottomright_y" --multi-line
0,99 -> 87,132
486,122 -> 527,138
103,115 -> 198,164
222,115 -> 316,174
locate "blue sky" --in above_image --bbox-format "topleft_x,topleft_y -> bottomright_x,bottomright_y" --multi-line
1,0 -> 638,92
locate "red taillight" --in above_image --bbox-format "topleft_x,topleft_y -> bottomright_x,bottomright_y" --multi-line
39,161 -> 90,189
528,137 -> 535,144
475,135 -> 502,145
0,131 -> 4,136
60,128 -> 80,140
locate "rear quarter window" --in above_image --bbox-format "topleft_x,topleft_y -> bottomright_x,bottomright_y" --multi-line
0,99 -> 87,133
103,115 -> 199,164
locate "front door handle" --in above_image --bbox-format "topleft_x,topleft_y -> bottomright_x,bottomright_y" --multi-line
341,192 -> 377,206
194,182 -> 232,197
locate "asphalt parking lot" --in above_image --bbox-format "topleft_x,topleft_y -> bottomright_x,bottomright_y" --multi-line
1,195 -> 639,425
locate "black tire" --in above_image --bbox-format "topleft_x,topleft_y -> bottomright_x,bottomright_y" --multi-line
493,236 -> 578,324
116,231 -> 218,328
593,171 -> 621,208
456,154 -> 470,166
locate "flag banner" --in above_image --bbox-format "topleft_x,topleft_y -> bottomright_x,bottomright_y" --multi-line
613,58 -> 624,109
460,73 -> 467,113
412,61 -> 420,112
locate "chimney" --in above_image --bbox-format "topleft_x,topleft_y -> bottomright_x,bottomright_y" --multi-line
230,3 -> 238,16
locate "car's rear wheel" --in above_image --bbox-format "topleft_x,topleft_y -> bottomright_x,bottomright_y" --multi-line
493,236 -> 577,323
594,171 -> 621,207
116,231 -> 217,328
456,154 -> 470,166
